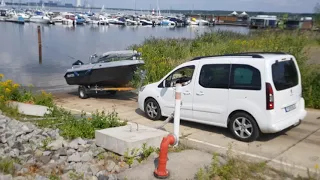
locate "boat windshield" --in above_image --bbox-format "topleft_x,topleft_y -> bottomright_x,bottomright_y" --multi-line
92,54 -> 140,64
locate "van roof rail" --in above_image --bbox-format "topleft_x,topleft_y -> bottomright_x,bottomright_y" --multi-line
190,52 -> 287,61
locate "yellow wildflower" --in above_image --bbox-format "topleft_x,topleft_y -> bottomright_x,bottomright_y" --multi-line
315,164 -> 319,169
13,84 -> 20,89
87,117 -> 92,121
0,74 -> 3,79
5,88 -> 11,94
5,80 -> 12,84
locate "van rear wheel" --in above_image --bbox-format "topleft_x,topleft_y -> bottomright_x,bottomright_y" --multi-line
229,112 -> 260,142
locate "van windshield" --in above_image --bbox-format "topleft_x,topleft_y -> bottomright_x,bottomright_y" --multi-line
271,59 -> 298,91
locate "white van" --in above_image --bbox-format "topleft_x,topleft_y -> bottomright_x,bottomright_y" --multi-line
138,52 -> 307,142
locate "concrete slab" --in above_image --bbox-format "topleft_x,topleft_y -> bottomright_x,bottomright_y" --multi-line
95,124 -> 169,155
118,149 -> 212,180
8,101 -> 49,117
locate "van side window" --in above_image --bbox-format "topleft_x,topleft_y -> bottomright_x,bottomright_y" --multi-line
230,64 -> 261,90
199,64 -> 230,89
163,65 -> 195,87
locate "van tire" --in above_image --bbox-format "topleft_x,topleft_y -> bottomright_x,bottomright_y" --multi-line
229,112 -> 260,142
144,98 -> 162,120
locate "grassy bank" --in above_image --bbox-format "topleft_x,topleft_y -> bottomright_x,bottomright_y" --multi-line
196,152 -> 320,180
195,145 -> 320,180
0,75 -> 126,140
132,30 -> 320,109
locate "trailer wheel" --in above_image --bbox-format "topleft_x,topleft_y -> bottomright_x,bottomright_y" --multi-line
78,86 -> 89,99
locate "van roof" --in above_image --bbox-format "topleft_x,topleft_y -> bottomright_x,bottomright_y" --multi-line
190,52 -> 293,61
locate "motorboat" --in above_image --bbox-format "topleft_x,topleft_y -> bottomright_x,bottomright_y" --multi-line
126,18 -> 139,26
140,19 -> 153,26
160,18 -> 176,26
30,11 -> 51,24
108,17 -> 125,25
52,15 -> 63,23
64,50 -> 145,87
6,14 -> 24,23
98,15 -> 109,25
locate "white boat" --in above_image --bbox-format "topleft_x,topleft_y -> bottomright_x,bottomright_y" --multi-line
52,15 -> 63,23
160,19 -> 175,26
16,12 -> 30,22
140,19 -> 153,26
6,14 -> 24,24
30,15 -> 50,24
108,18 -> 125,25
198,19 -> 209,26
125,19 -> 139,25
188,17 -> 199,25
98,15 -> 109,25
61,13 -> 75,25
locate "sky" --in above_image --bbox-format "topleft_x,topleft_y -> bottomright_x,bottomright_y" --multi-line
79,0 -> 316,13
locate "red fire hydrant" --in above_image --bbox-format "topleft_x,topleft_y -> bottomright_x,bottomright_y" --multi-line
153,134 -> 176,178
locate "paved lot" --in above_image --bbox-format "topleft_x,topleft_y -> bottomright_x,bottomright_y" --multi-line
54,90 -> 320,177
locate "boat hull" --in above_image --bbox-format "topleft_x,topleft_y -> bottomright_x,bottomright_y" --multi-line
64,64 -> 142,87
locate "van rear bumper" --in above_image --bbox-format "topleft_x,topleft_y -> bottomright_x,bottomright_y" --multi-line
262,98 -> 307,133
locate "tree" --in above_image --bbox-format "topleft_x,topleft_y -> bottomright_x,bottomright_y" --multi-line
314,3 -> 320,27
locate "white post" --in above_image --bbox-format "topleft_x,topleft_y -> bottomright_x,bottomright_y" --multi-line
173,83 -> 182,146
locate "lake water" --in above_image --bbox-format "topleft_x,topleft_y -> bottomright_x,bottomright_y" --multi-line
0,22 -> 249,91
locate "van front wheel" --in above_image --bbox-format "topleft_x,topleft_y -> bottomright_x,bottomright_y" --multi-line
144,98 -> 162,120
229,112 -> 260,142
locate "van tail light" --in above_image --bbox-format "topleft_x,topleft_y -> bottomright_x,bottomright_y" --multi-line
266,83 -> 274,110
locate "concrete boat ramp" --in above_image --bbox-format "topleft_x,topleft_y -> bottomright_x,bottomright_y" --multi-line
53,91 -> 320,178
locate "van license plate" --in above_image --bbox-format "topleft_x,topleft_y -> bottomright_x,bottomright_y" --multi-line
285,104 -> 296,112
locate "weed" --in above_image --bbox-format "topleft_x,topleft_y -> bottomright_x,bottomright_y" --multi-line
69,171 -> 84,180
0,157 -> 15,175
137,143 -> 156,163
168,143 -> 189,153
97,153 -> 105,160
49,174 -> 60,180
124,148 -> 139,167
41,137 -> 53,150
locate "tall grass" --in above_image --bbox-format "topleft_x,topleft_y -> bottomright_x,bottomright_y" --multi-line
131,30 -> 320,109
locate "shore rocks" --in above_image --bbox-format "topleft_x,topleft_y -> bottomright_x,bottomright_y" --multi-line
0,113 -> 123,180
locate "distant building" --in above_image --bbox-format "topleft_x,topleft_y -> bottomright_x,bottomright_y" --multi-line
76,0 -> 81,7
65,3 -> 73,7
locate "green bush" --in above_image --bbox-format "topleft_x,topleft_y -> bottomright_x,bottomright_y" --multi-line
132,30 -> 320,109
38,107 -> 127,139
0,75 -> 54,107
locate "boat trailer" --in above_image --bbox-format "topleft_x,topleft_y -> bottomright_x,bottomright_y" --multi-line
77,70 -> 146,99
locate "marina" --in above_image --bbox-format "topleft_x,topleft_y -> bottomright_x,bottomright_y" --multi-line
0,2 -> 316,90
0,1 -> 315,29
0,20 -> 249,90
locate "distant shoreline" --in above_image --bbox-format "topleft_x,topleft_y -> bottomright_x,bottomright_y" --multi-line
2,4 -> 313,16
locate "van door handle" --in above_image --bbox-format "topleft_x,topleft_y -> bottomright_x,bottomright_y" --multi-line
183,91 -> 191,95
196,92 -> 204,96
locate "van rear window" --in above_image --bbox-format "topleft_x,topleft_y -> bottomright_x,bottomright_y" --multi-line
271,59 -> 298,91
